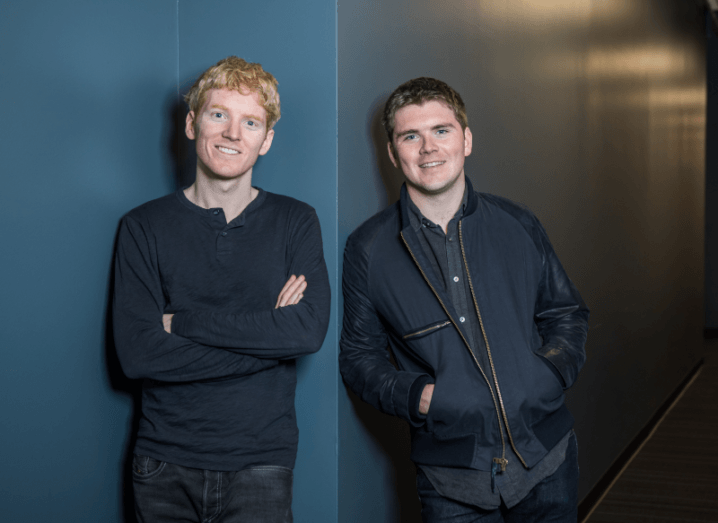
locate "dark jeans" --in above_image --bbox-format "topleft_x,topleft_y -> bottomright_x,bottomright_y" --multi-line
417,434 -> 579,523
132,454 -> 293,523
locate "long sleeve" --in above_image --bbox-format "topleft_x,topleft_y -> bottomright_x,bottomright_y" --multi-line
170,210 -> 331,359
339,232 -> 430,426
532,217 -> 589,389
113,215 -> 277,382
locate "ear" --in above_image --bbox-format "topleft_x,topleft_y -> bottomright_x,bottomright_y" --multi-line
387,141 -> 399,168
258,128 -> 275,156
463,127 -> 473,157
185,111 -> 196,140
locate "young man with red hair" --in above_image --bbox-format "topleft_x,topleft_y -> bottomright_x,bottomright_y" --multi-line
114,56 -> 330,523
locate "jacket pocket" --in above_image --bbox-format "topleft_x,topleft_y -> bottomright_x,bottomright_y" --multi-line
532,353 -> 565,401
403,320 -> 451,341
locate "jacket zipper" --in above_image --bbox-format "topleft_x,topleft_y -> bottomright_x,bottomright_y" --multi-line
403,321 -> 452,340
400,231 -> 510,466
459,221 -> 527,468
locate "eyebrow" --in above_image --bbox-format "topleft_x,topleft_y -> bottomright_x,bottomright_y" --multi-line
395,122 -> 456,138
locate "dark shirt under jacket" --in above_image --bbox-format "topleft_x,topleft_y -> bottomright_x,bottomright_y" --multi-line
113,188 -> 330,472
406,190 -> 570,510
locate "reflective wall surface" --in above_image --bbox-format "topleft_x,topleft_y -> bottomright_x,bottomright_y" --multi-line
338,0 -> 706,519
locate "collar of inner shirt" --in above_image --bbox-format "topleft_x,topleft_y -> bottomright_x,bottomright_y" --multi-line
407,187 -> 469,233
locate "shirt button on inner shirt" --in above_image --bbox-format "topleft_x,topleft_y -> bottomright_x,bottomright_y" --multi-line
453,276 -> 459,282
221,231 -> 227,236
213,210 -> 220,215
460,317 -> 466,323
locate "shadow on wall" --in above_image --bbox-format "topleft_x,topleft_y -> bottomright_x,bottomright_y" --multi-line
170,93 -> 196,189
346,388 -> 422,522
104,225 -> 140,523
341,101 -> 421,521
102,86 -> 196,523
371,103 -> 404,206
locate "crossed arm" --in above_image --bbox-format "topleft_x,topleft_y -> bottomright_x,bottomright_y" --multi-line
113,212 -> 329,383
162,275 -> 308,334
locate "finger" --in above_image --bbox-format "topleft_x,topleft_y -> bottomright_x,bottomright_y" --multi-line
276,275 -> 298,308
279,276 -> 305,307
289,282 -> 308,305
279,275 -> 306,307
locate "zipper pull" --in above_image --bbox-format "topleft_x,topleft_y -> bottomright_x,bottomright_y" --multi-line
493,456 -> 508,472
491,457 -> 508,492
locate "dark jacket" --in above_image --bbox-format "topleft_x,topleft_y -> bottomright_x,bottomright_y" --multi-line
339,178 -> 588,471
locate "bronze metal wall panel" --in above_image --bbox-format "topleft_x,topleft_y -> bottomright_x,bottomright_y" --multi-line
338,0 -> 706,518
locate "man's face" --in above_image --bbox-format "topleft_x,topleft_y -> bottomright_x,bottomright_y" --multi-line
388,100 -> 472,196
185,88 -> 274,181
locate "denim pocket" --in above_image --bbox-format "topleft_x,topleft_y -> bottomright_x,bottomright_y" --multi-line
132,454 -> 166,480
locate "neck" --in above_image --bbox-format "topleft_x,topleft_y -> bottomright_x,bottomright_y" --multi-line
407,176 -> 466,233
184,170 -> 257,223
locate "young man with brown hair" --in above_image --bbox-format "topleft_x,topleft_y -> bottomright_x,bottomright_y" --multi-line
340,77 -> 589,522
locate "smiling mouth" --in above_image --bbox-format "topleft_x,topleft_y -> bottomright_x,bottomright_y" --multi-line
420,161 -> 445,168
217,146 -> 239,155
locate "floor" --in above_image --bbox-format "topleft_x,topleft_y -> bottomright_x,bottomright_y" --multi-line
584,340 -> 718,522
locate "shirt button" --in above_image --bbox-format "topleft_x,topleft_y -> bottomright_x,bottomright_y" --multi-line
213,210 -> 220,215
448,237 -> 454,242
460,317 -> 466,323
221,232 -> 227,236
453,276 -> 459,282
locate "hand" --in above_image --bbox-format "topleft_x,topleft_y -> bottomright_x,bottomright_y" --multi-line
275,275 -> 307,309
163,314 -> 174,334
419,383 -> 434,415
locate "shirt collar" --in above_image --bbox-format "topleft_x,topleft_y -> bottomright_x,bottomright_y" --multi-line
406,186 -> 469,232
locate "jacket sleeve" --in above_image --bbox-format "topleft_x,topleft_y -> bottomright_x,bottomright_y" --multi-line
170,210 -> 330,360
339,233 -> 431,427
113,215 -> 278,382
531,216 -> 589,389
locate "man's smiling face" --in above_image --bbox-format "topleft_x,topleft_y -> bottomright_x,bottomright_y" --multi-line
185,88 -> 274,181
388,99 -> 472,197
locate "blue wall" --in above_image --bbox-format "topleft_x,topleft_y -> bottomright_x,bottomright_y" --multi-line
0,1 -> 337,521
0,1 -> 177,521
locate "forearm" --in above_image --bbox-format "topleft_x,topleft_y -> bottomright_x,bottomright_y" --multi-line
339,237 -> 430,425
534,233 -> 590,388
114,308 -> 277,382
171,293 -> 330,359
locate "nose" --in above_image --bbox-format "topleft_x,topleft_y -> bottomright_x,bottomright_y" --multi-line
222,120 -> 242,141
420,135 -> 437,155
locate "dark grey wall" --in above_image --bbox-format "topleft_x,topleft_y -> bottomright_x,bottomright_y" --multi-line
338,1 -> 706,520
